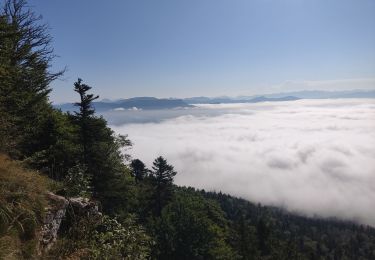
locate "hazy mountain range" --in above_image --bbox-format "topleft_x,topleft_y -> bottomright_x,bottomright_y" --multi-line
184,95 -> 301,104
57,97 -> 193,112
56,90 -> 375,112
184,89 -> 375,104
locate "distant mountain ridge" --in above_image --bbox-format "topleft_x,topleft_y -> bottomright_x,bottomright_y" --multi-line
184,96 -> 300,104
56,97 -> 193,112
183,89 -> 375,104
55,90 -> 375,111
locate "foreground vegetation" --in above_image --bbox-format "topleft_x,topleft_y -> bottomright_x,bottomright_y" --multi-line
1,0 -> 375,259
0,155 -> 51,259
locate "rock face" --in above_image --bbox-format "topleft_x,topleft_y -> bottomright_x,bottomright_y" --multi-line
38,193 -> 101,254
39,192 -> 69,254
69,197 -> 101,218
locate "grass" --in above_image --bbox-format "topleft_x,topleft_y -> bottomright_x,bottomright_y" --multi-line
0,154 -> 52,259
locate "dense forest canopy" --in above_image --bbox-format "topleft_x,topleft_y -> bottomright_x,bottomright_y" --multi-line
0,0 -> 375,259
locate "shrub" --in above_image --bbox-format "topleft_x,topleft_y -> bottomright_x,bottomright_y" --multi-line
47,213 -> 152,259
64,163 -> 91,197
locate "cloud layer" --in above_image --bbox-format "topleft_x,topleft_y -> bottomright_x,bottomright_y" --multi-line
111,99 -> 375,226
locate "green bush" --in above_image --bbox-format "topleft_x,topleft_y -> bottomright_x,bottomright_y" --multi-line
47,213 -> 152,259
64,163 -> 91,197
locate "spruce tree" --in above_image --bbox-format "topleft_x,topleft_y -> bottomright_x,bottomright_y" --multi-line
73,78 -> 99,165
130,159 -> 149,183
0,0 -> 64,158
150,156 -> 177,215
71,79 -> 134,211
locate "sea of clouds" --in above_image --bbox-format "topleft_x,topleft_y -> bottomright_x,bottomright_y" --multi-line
109,99 -> 375,226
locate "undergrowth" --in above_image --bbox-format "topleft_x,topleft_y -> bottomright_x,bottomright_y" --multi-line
0,154 -> 52,259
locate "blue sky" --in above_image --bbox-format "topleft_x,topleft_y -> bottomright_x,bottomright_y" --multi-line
27,0 -> 375,103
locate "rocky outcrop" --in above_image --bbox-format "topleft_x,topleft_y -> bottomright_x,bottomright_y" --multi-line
69,197 -> 101,218
38,193 -> 101,255
39,192 -> 69,254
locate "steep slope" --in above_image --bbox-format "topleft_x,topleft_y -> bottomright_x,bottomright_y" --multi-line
0,154 -> 51,259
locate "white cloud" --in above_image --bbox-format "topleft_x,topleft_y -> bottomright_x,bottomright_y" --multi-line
111,99 -> 375,226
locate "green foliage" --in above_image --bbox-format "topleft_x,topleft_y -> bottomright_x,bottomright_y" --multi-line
24,109 -> 81,179
47,213 -> 152,259
69,78 -> 135,213
63,163 -> 91,197
150,188 -> 236,260
91,215 -> 152,259
131,158 -> 149,183
0,0 -> 64,159
0,0 -> 79,178
73,78 -> 99,165
74,78 -> 100,119
85,120 -> 134,213
203,190 -> 375,259
149,156 -> 177,216
232,215 -> 260,259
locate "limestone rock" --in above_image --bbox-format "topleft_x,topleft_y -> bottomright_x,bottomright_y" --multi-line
38,193 -> 101,255
39,192 -> 69,253
68,197 -> 101,217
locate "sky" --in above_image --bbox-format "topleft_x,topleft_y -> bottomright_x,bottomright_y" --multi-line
27,0 -> 375,103
111,99 -> 375,226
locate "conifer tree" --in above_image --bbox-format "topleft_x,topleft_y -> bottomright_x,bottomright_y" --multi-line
71,78 -> 134,210
150,156 -> 177,215
0,0 -> 64,158
131,159 -> 149,183
73,78 -> 99,165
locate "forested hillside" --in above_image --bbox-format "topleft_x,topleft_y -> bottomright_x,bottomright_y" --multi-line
1,1 -> 375,259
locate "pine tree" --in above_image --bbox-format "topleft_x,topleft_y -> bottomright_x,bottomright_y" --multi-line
74,78 -> 99,119
73,78 -> 99,165
131,159 -> 149,183
0,0 -> 64,158
150,156 -> 177,215
71,79 -> 134,211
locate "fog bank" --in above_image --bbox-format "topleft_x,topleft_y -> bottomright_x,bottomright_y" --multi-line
111,99 -> 375,226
